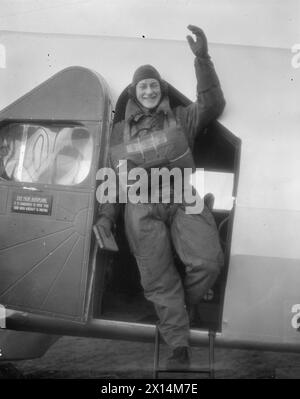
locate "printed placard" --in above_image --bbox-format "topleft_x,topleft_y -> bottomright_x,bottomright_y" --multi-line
11,192 -> 53,216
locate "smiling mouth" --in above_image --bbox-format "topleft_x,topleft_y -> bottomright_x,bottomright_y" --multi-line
142,96 -> 158,100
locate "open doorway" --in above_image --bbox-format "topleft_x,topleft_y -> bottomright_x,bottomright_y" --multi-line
94,83 -> 241,332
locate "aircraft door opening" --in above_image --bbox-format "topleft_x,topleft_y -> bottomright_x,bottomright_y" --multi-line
95,83 -> 241,333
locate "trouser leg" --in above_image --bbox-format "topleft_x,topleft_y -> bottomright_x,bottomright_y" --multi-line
125,203 -> 189,348
171,206 -> 224,306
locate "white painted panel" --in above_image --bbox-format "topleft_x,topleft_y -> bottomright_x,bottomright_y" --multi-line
0,0 -> 298,49
236,136 -> 300,212
0,31 -> 205,109
222,255 -> 300,345
231,206 -> 300,259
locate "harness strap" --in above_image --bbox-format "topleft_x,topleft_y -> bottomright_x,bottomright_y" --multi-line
169,147 -> 191,163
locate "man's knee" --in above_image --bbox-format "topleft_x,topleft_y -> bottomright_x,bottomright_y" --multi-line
184,261 -> 221,304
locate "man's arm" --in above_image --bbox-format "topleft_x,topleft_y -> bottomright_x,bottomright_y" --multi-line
176,25 -> 225,146
96,153 -> 122,236
96,122 -> 124,236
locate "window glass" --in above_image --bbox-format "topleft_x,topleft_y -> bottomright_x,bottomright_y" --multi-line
193,169 -> 234,210
0,123 -> 93,185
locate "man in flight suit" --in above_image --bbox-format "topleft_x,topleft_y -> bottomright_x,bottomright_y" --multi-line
97,25 -> 225,368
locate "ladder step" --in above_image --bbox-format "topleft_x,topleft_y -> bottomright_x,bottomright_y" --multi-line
153,325 -> 216,379
155,368 -> 211,374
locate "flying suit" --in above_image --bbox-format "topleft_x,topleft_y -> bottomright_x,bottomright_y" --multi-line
99,54 -> 225,348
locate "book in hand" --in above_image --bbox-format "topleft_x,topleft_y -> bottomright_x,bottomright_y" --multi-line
93,224 -> 119,252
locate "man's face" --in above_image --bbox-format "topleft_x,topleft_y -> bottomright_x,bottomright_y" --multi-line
136,78 -> 161,109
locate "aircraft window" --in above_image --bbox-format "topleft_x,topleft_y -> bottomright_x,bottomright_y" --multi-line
0,123 -> 93,185
193,170 -> 234,211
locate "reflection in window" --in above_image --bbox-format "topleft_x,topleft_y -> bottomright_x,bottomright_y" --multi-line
0,124 -> 93,185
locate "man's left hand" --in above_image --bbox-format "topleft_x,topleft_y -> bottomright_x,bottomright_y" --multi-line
186,25 -> 208,57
